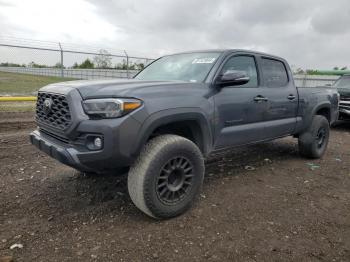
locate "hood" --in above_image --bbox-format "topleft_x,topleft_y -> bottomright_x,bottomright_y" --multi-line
40,78 -> 204,99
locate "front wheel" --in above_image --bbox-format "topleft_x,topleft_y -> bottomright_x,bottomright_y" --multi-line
298,115 -> 330,159
128,135 -> 205,219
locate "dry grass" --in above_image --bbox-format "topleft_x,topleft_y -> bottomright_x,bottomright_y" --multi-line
0,101 -> 36,112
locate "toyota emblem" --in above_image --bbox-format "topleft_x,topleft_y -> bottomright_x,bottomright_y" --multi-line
43,98 -> 53,115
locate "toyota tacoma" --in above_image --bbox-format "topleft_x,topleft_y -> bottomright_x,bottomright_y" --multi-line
30,50 -> 339,219
332,74 -> 350,121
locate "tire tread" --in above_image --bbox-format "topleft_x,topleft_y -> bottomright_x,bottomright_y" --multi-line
298,115 -> 329,159
128,134 -> 204,218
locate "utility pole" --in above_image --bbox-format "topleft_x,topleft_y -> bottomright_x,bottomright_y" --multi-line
58,42 -> 64,78
124,50 -> 129,78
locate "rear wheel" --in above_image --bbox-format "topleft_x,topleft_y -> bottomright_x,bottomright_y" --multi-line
128,134 -> 205,219
298,115 -> 330,159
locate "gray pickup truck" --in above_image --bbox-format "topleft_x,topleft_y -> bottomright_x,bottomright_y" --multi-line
332,74 -> 350,120
30,49 -> 339,219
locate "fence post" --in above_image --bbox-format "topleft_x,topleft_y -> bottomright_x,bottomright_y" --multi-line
302,73 -> 307,88
58,42 -> 64,78
124,50 -> 129,78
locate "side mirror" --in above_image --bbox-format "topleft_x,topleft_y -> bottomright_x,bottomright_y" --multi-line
216,70 -> 250,87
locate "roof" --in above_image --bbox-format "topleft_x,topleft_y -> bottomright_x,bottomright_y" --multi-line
168,49 -> 285,61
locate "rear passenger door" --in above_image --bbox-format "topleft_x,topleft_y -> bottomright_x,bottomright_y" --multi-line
258,57 -> 298,138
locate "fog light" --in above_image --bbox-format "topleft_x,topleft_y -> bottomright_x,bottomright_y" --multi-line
86,135 -> 103,150
94,137 -> 102,148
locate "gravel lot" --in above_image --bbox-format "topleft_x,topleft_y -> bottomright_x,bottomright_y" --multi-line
0,112 -> 350,261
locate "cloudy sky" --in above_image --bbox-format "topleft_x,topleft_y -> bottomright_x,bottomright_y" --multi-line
0,0 -> 349,69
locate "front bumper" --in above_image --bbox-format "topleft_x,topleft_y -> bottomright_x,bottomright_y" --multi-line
30,114 -> 142,172
30,88 -> 144,172
30,130 -> 95,172
339,109 -> 350,120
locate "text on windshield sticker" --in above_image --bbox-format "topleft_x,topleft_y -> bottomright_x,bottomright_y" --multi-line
192,58 -> 216,64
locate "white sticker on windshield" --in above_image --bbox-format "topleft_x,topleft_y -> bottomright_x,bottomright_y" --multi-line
192,58 -> 216,64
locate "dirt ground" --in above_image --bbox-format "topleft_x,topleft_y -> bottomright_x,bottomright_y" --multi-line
0,112 -> 350,262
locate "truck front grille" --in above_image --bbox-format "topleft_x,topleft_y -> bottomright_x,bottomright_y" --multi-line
340,103 -> 350,110
340,94 -> 350,101
36,92 -> 71,130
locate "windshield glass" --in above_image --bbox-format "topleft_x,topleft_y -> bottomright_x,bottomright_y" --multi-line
135,52 -> 221,82
334,76 -> 350,88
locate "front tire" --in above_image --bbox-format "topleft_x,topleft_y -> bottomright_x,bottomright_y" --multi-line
298,115 -> 330,159
128,135 -> 205,219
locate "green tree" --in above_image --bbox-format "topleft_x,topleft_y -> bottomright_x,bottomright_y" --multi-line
137,63 -> 145,70
115,59 -> 128,70
93,49 -> 112,69
79,59 -> 94,69
54,62 -> 64,68
0,62 -> 23,67
295,68 -> 304,74
114,60 -> 145,70
28,61 -> 47,68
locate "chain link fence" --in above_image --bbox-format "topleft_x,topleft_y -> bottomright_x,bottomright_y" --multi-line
0,36 -> 342,97
0,36 -> 153,78
0,36 -> 155,95
0,67 -> 139,79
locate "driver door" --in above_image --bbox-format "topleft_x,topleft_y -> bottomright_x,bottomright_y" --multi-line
213,54 -> 268,149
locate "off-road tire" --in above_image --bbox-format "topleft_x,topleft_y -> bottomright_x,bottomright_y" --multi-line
128,134 -> 205,219
298,115 -> 330,159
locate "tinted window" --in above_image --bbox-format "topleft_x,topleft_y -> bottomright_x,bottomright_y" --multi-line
221,56 -> 258,87
261,58 -> 288,87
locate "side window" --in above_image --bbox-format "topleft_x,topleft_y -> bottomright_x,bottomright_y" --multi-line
261,58 -> 288,87
221,56 -> 258,87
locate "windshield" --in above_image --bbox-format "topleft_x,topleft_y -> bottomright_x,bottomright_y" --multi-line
334,76 -> 350,88
135,52 -> 221,82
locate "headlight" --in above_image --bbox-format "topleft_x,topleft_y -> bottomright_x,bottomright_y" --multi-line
82,98 -> 142,118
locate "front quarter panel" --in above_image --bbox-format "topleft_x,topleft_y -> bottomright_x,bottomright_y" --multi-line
129,84 -> 215,157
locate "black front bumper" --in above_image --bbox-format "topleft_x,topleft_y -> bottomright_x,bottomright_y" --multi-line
30,130 -> 94,172
29,113 -> 142,173
339,110 -> 350,120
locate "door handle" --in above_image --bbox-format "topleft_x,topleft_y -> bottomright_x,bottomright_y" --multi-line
287,94 -> 296,100
254,95 -> 268,102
